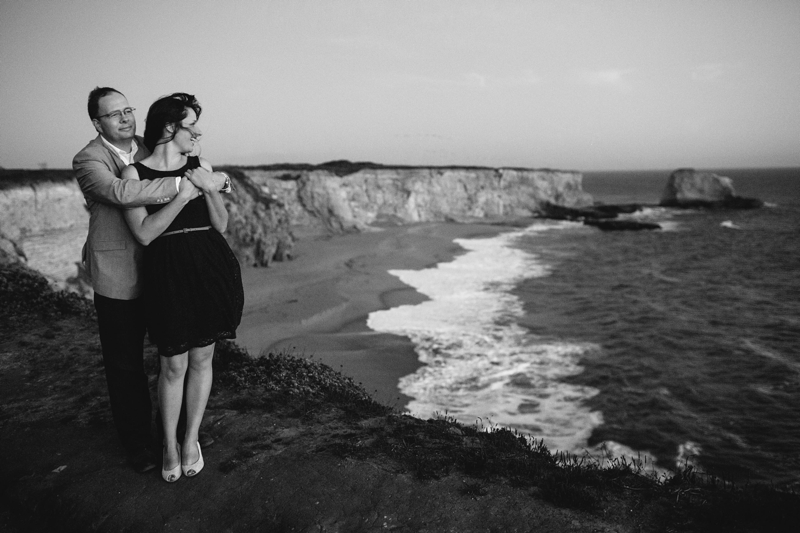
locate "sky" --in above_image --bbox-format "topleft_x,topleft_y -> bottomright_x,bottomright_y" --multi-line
1,0 -> 798,171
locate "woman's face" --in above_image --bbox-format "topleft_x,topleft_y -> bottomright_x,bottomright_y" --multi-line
173,108 -> 201,153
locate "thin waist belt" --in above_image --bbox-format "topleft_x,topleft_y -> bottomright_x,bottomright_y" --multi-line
159,226 -> 212,238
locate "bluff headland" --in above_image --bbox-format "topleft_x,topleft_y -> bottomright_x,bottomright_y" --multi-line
0,163 -> 592,290
240,161 -> 592,234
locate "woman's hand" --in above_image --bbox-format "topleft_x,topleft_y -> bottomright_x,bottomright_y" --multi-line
185,167 -> 217,194
178,177 -> 201,200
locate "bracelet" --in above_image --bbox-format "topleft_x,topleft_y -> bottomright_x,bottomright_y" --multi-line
219,172 -> 232,193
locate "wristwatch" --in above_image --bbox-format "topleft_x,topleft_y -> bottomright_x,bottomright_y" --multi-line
219,172 -> 232,193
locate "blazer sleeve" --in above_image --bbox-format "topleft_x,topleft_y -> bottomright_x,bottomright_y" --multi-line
73,145 -> 178,208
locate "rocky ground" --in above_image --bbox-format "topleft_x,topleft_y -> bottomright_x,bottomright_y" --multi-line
2,263 -> 798,533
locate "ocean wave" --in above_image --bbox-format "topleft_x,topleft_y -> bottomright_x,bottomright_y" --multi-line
617,207 -> 683,231
619,207 -> 671,220
720,220 -> 742,230
368,221 -> 604,453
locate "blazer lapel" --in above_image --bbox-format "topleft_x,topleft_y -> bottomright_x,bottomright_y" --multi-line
89,134 -> 124,175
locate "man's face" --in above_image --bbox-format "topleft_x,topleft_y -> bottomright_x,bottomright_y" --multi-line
92,92 -> 136,147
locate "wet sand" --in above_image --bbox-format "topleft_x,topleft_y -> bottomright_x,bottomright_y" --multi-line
236,222 -> 511,407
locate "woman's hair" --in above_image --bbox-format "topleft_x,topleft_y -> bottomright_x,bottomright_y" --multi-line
143,93 -> 202,152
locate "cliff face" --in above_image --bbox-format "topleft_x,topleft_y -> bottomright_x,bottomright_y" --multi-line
241,166 -> 592,234
0,174 -> 87,241
218,168 -> 294,267
0,170 -> 295,290
0,173 -> 89,282
0,165 -> 591,290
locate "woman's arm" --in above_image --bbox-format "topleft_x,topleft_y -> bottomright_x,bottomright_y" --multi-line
122,165 -> 199,246
190,160 -> 229,233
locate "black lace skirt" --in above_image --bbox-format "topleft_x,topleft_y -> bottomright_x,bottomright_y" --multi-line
143,229 -> 244,356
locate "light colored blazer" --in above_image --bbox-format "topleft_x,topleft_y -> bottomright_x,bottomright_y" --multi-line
73,135 -> 176,299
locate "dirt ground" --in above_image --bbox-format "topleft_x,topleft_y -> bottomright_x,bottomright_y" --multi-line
0,264 -> 664,533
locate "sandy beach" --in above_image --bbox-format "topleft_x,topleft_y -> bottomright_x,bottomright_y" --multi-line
236,222 -> 511,407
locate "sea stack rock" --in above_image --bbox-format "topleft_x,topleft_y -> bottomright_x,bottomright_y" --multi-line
660,168 -> 762,209
660,168 -> 734,205
0,231 -> 26,265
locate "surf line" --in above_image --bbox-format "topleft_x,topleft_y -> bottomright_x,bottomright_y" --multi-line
368,221 -> 606,453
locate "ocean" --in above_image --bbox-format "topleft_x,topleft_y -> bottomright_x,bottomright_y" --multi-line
367,167 -> 800,487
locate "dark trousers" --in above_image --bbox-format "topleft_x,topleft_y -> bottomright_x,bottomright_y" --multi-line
94,293 -> 152,454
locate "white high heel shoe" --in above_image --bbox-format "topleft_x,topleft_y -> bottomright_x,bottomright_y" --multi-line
162,445 -> 182,483
182,442 -> 204,477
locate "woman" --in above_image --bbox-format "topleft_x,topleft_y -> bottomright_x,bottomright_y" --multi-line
122,93 -> 244,482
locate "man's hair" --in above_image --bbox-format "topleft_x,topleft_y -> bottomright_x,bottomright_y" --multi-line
87,86 -> 124,119
143,93 -> 202,153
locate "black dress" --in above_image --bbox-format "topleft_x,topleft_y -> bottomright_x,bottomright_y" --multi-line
134,156 -> 244,356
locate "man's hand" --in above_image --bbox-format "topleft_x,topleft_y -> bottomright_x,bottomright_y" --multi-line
185,167 -> 227,193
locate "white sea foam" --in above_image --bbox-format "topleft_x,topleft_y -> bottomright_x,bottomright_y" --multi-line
676,441 -> 703,470
368,221 -> 604,453
656,221 -> 681,232
618,207 -> 682,231
720,220 -> 741,230
620,207 -> 670,220
584,440 -> 671,478
743,339 -> 800,374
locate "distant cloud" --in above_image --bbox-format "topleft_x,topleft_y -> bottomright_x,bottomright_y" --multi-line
466,72 -> 487,89
394,133 -> 449,140
497,70 -> 544,87
691,63 -> 727,82
398,70 -> 543,91
578,68 -> 634,93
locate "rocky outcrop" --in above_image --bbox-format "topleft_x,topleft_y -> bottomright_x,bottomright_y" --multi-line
218,168 -> 294,267
239,163 -> 593,234
583,219 -> 661,231
0,230 -> 26,264
539,203 -> 618,221
660,168 -> 763,208
539,202 -> 661,231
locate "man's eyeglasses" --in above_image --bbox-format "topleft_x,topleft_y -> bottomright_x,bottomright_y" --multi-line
96,107 -> 136,121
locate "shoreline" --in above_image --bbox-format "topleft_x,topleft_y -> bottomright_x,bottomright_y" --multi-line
236,222 -> 514,407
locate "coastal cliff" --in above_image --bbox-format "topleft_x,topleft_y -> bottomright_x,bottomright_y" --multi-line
0,172 -> 86,241
0,163 -> 591,289
0,171 -> 90,286
0,169 -> 295,289
240,163 -> 592,234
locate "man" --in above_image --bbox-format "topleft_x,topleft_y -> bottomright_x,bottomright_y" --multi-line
73,87 -> 229,473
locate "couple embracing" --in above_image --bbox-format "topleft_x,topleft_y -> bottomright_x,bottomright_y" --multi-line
73,88 -> 244,482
